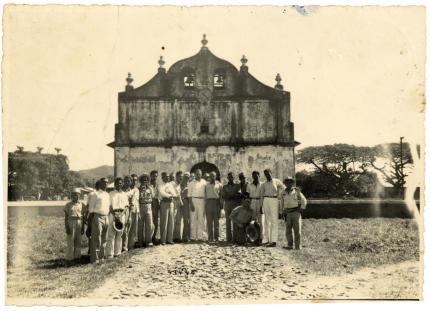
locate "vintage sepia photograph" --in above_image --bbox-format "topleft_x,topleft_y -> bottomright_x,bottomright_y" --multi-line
2,4 -> 426,306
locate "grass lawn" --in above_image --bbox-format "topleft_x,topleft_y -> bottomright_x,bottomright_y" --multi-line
7,215 -> 420,298
278,218 -> 420,275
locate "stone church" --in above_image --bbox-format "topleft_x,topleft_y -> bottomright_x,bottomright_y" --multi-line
109,35 -> 299,180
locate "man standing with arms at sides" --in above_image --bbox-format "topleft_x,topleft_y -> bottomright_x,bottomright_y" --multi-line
106,177 -> 128,258
89,178 -> 110,264
188,169 -> 207,241
259,169 -> 285,247
205,171 -> 223,243
127,174 -> 140,250
221,172 -> 241,243
64,188 -> 85,265
178,172 -> 191,243
158,172 -> 177,245
246,171 -> 264,245
138,174 -> 154,247
149,170 -> 160,245
173,171 -> 184,243
280,177 -> 307,250
121,176 -> 133,253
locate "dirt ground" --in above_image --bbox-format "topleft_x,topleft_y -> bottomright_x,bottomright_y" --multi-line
86,243 -> 420,304
7,216 -> 421,304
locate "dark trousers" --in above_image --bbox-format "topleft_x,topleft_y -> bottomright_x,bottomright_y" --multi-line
224,200 -> 237,242
181,198 -> 191,241
174,198 -> 191,241
286,211 -> 302,249
152,199 -> 160,241
233,223 -> 247,245
205,199 -> 221,241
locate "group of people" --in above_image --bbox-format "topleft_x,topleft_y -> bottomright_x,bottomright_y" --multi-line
64,168 -> 307,265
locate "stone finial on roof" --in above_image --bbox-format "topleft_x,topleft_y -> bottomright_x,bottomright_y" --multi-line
275,73 -> 283,90
240,55 -> 248,72
125,72 -> 134,91
201,34 -> 208,47
158,55 -> 166,72
158,56 -> 165,68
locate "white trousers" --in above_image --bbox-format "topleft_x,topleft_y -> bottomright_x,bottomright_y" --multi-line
262,198 -> 279,243
190,198 -> 206,240
106,213 -> 125,258
250,199 -> 265,243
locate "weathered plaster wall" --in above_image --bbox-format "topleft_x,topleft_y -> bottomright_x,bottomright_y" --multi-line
115,145 -> 295,181
117,98 -> 287,145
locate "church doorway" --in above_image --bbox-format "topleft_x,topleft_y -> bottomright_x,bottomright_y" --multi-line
190,161 -> 220,181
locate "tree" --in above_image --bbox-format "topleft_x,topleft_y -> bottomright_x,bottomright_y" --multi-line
370,143 -> 415,195
297,144 -> 375,197
8,149 -> 88,200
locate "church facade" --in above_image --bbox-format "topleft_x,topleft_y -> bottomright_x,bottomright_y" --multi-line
109,35 -> 299,180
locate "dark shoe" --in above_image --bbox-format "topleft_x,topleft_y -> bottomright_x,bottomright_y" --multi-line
166,241 -> 174,245
161,243 -> 166,246
266,242 -> 277,248
283,246 -> 293,250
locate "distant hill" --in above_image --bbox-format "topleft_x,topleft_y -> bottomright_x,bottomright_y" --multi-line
75,165 -> 114,183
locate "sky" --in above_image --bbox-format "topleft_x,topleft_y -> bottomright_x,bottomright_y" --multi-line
2,5 -> 425,170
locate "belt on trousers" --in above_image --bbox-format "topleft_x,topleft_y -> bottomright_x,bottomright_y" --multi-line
140,201 -> 152,205
161,198 -> 173,203
192,197 -> 205,199
264,196 -> 278,198
285,207 -> 300,213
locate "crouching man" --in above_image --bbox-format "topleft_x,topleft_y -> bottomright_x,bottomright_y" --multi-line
229,195 -> 253,245
106,177 -> 129,258
64,188 -> 85,265
280,176 -> 307,250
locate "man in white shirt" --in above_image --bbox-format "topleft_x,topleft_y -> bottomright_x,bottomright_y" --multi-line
188,169 -> 207,241
158,172 -> 177,245
106,178 -> 129,258
89,178 -> 110,264
246,171 -> 264,244
259,169 -> 285,247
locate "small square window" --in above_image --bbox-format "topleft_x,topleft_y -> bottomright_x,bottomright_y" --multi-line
184,74 -> 195,88
200,118 -> 209,134
213,73 -> 225,89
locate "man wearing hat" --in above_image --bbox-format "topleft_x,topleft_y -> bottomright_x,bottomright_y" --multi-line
64,188 -> 85,264
280,176 -> 307,250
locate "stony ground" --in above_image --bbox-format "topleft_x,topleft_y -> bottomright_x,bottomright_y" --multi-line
88,242 -> 420,304
7,216 -> 421,304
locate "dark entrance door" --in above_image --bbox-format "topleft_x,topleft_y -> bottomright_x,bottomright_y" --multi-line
190,161 -> 220,181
